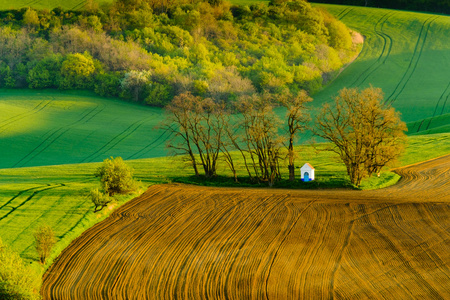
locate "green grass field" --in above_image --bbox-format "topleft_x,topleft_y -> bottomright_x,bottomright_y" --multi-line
0,0 -> 113,10
312,5 -> 450,135
0,90 -> 169,169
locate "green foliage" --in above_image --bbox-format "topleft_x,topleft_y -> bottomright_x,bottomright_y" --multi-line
0,238 -> 41,300
89,188 -> 111,212
22,8 -> 40,29
120,70 -> 151,102
316,87 -> 407,187
95,157 -> 137,196
0,0 -> 359,103
0,65 -> 16,88
34,225 -> 56,264
60,52 -> 96,89
27,54 -> 63,89
94,72 -> 122,97
145,81 -> 174,106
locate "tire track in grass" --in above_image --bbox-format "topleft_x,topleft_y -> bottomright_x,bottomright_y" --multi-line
81,118 -> 150,163
71,0 -> 87,10
0,185 -> 48,212
337,7 -> 352,20
441,92 -> 450,115
24,0 -> 39,6
358,16 -> 394,86
349,13 -> 393,87
8,188 -> 81,249
126,130 -> 173,160
0,184 -> 64,223
387,16 -> 440,104
12,105 -> 102,168
425,81 -> 450,130
0,100 -> 51,134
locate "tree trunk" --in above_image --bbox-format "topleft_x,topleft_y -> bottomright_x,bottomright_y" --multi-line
288,165 -> 295,181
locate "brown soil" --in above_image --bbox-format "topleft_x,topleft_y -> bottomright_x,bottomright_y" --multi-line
42,155 -> 450,299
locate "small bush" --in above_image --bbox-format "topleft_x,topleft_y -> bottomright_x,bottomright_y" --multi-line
90,188 -> 111,212
34,225 -> 56,264
0,238 -> 41,300
95,157 -> 137,196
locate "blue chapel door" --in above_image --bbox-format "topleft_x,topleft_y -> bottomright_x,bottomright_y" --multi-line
304,172 -> 309,181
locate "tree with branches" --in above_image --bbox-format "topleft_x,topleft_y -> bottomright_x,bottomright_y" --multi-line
315,86 -> 407,187
279,90 -> 312,181
164,92 -> 226,178
236,94 -> 284,186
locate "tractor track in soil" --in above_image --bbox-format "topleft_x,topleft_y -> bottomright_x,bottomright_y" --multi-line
42,155 -> 450,299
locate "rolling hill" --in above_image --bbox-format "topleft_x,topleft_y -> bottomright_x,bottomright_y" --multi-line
0,90 -> 168,169
313,4 -> 450,135
0,4 -> 449,170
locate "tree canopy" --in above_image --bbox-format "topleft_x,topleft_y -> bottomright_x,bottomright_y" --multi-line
315,87 -> 407,186
0,0 -> 360,107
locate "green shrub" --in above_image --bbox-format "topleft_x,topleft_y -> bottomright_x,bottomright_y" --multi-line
89,188 -> 111,212
0,238 -> 41,300
95,157 -> 137,196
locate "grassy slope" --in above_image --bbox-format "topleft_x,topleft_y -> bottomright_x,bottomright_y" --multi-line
0,133 -> 448,266
0,90 -> 169,168
312,4 -> 450,134
0,6 -> 448,169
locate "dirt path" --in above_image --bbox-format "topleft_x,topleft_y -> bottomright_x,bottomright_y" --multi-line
42,155 -> 450,299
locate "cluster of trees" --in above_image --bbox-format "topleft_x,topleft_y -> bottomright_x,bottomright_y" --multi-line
0,238 -> 41,300
0,225 -> 56,300
311,0 -> 450,15
165,87 -> 407,187
0,0 -> 359,106
164,90 -> 311,186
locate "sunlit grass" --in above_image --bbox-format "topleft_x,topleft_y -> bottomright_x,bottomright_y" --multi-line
0,0 -> 113,10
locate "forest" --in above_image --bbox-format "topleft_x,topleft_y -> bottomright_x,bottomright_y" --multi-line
311,0 -> 450,15
0,0 -> 359,106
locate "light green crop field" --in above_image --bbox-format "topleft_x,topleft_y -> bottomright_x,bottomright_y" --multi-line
0,133 -> 448,266
0,0 -> 113,10
312,4 -> 450,135
0,90 -> 169,169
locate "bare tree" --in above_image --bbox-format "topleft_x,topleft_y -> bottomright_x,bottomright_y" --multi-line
236,94 -> 284,186
315,87 -> 407,187
278,90 -> 312,181
164,92 -> 226,178
189,98 -> 225,177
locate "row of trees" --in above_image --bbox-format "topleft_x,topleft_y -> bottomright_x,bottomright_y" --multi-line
164,91 -> 312,186
164,87 -> 407,187
0,0 -> 359,107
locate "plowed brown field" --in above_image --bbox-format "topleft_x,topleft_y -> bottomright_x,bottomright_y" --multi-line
42,155 -> 450,299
